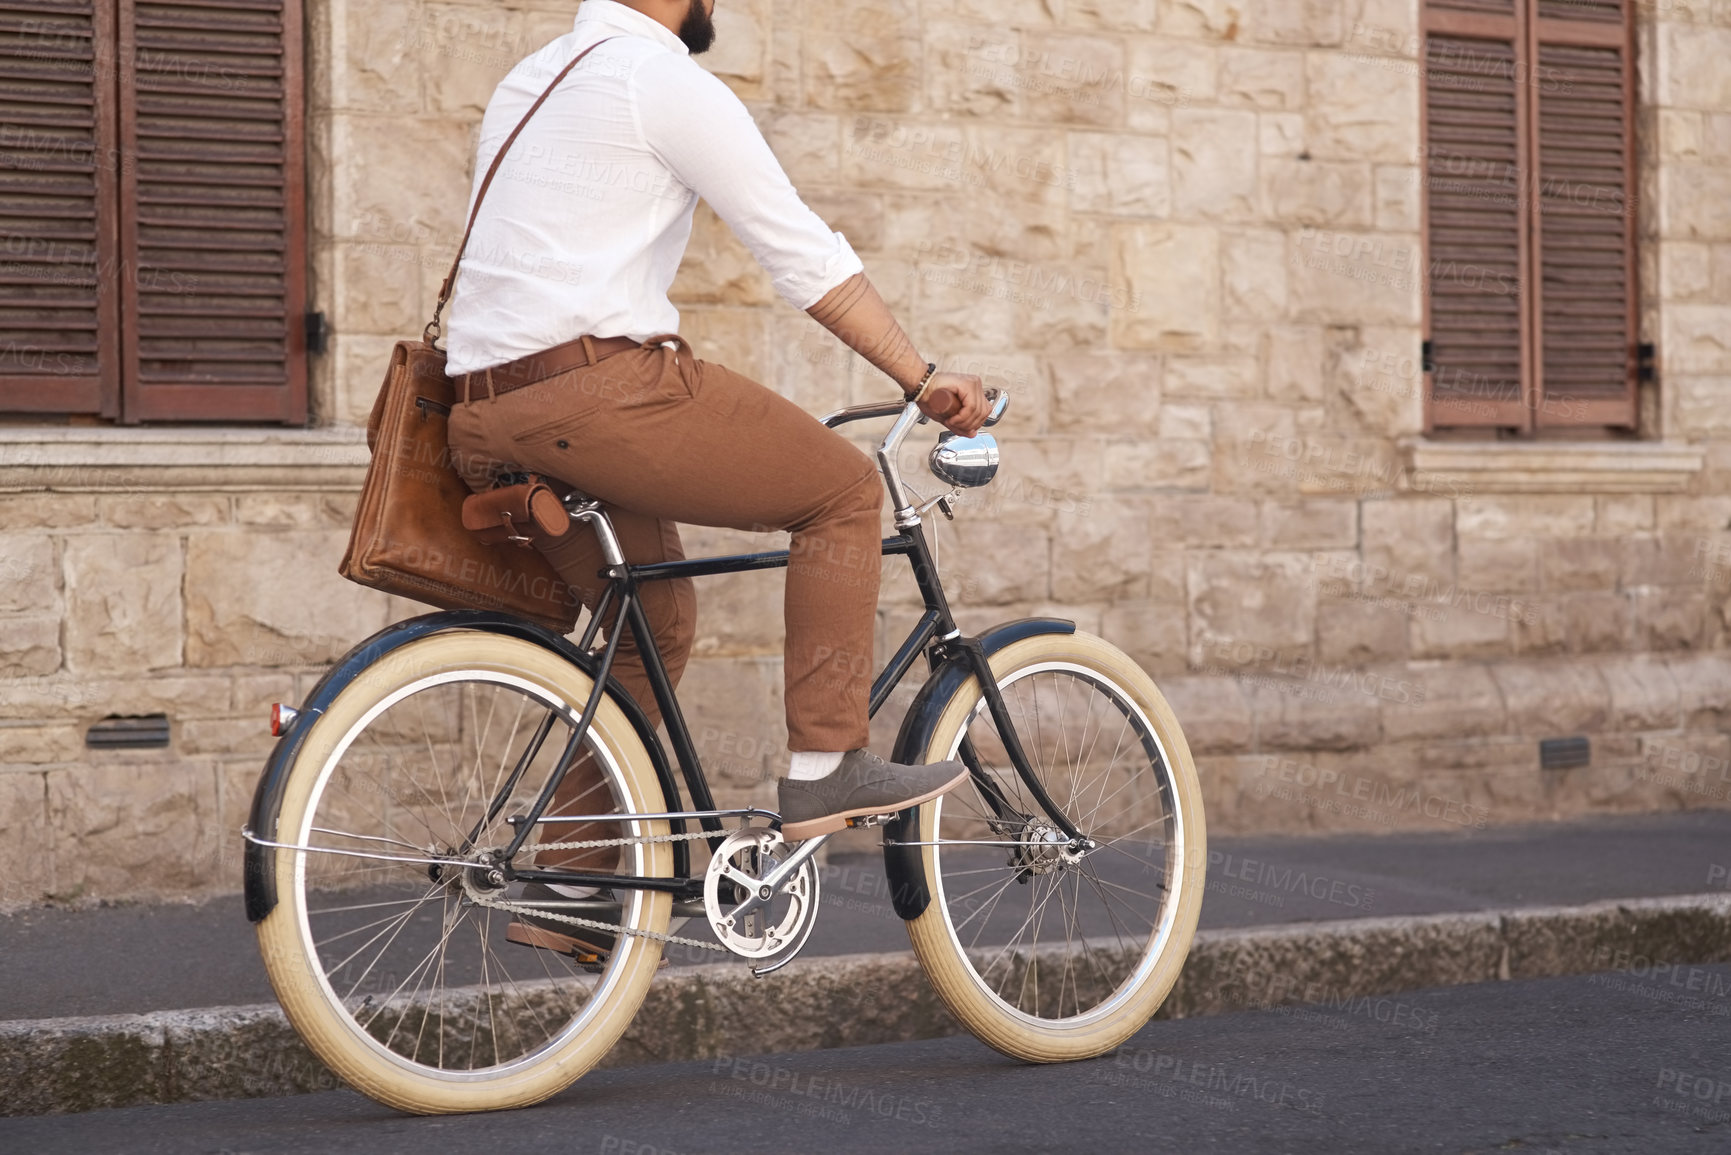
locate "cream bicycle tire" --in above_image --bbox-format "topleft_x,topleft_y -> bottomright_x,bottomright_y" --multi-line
903,631 -> 1206,1062
255,630 -> 672,1114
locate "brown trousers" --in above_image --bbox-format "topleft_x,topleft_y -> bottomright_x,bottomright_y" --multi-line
448,337 -> 883,754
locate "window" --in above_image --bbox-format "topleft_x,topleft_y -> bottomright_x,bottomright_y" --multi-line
0,0 -> 307,423
1421,0 -> 1636,433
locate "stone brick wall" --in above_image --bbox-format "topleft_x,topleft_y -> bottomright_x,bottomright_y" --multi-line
0,483 -> 404,906
3,0 -> 1731,907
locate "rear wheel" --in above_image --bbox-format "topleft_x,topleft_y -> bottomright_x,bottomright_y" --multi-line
903,631 -> 1205,1062
254,630 -> 671,1114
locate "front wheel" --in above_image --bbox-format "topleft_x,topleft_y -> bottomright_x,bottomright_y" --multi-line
253,630 -> 672,1114
903,631 -> 1206,1062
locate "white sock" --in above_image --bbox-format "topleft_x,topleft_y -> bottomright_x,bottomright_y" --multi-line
788,750 -> 846,781
547,883 -> 601,900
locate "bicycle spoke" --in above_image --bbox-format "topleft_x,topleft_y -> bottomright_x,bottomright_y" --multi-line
284,663 -> 659,1078
986,875 -> 1065,1003
328,883 -> 446,998
933,662 -> 1188,1024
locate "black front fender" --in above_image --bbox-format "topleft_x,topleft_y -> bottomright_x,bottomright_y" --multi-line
243,611 -> 679,923
882,617 -> 1076,922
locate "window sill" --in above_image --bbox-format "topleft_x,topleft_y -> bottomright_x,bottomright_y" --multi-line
1400,439 -> 1705,495
0,427 -> 370,493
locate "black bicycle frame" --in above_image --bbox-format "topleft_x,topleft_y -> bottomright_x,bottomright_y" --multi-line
498,514 -> 1079,901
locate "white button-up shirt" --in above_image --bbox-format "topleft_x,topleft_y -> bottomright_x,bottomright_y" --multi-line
444,0 -> 861,375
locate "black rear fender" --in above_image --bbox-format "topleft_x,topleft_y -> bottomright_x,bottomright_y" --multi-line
243,611 -> 679,923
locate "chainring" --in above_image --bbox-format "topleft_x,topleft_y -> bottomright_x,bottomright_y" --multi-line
703,827 -> 821,962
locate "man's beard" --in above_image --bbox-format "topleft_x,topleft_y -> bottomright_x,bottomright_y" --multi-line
678,0 -> 716,54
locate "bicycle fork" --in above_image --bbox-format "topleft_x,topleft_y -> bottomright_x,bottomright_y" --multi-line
944,636 -> 1086,845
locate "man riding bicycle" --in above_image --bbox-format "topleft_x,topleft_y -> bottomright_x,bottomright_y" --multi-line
443,0 -> 992,955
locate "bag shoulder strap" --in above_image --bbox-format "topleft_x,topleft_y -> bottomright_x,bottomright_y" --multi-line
425,37 -> 617,343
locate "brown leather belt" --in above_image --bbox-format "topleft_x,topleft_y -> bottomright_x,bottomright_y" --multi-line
457,334 -> 641,403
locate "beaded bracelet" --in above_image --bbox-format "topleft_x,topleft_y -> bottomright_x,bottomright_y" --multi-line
906,362 -> 939,404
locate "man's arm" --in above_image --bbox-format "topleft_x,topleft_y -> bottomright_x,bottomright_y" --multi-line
634,62 -> 988,434
806,273 -> 991,437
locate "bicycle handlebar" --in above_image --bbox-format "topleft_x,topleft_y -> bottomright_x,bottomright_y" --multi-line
819,399 -> 910,430
819,387 -> 1006,431
820,389 -> 1008,522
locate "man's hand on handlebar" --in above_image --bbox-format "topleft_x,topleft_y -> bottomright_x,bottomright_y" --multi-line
801,274 -> 991,435
917,371 -> 990,437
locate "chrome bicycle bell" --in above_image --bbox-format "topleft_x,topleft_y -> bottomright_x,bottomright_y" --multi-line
930,431 -> 1000,488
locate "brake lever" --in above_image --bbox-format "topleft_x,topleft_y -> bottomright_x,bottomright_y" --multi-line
913,489 -> 960,521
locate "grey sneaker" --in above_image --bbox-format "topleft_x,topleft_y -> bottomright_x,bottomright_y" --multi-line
777,749 -> 969,840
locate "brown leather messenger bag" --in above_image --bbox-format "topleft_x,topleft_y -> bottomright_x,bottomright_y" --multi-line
338,39 -> 617,634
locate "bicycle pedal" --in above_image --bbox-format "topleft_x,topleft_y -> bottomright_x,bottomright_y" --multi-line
845,813 -> 891,829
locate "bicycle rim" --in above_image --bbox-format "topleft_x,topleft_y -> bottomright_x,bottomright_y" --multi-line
904,631 -> 1205,1057
257,632 -> 671,1110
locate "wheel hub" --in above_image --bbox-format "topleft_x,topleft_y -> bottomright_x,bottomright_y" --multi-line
1011,819 -> 1068,875
454,849 -> 510,900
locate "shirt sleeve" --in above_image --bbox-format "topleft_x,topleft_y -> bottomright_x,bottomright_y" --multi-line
631,54 -> 863,310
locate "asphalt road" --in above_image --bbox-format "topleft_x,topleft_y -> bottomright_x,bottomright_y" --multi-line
8,809 -> 1730,1021
5,965 -> 1728,1154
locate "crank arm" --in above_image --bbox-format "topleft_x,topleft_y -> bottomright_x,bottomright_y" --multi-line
725,832 -> 832,923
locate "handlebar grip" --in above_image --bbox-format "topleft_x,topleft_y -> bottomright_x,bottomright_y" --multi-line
925,392 -> 962,420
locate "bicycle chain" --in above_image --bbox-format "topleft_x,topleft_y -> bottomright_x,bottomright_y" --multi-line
522,827 -> 717,854
472,891 -> 726,952
478,825 -> 729,953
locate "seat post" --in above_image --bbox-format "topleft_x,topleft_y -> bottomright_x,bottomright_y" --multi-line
561,493 -> 627,569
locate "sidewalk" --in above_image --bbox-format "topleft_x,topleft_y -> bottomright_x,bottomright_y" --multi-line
4,808 -> 1728,1022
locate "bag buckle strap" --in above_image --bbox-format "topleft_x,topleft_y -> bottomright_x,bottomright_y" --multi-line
499,512 -> 535,548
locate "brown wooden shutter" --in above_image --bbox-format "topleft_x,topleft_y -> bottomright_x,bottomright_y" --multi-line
1422,0 -> 1532,429
1529,0 -> 1636,428
0,0 -> 122,415
116,0 -> 304,423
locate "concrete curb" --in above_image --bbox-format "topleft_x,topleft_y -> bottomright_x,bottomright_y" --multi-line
5,892 -> 1729,1118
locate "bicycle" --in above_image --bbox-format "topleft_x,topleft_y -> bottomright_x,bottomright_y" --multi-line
242,389 -> 1206,1114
